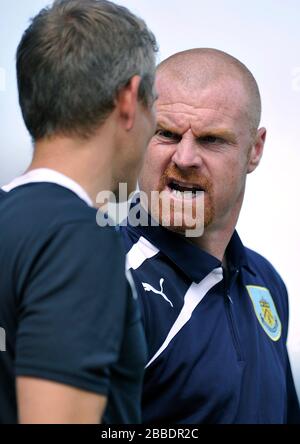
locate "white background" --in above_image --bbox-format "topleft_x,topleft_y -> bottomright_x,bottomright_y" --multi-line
0,0 -> 299,396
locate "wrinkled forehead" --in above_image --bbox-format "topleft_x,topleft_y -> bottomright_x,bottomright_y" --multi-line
156,75 -> 250,134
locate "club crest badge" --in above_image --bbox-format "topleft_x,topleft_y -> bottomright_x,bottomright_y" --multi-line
246,285 -> 282,341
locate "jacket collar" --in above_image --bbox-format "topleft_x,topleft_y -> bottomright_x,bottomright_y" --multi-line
2,168 -> 93,207
127,201 -> 256,282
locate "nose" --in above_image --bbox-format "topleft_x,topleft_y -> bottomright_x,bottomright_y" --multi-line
171,132 -> 202,170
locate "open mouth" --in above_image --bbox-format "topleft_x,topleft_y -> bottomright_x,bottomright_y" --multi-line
166,179 -> 204,199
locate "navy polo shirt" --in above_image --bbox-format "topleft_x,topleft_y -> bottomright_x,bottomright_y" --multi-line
0,182 -> 146,424
120,203 -> 300,424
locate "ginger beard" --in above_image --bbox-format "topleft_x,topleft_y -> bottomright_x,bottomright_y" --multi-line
142,164 -> 215,234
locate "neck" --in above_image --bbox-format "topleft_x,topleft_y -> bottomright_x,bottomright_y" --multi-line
27,125 -> 116,206
190,224 -> 235,263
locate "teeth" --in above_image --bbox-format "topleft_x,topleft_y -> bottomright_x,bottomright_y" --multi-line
172,180 -> 194,190
170,189 -> 195,199
184,191 -> 194,199
171,189 -> 183,198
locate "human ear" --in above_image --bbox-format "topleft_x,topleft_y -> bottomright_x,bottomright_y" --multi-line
247,127 -> 267,174
115,75 -> 142,131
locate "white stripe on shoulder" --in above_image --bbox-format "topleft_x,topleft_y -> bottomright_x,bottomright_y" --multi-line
126,236 -> 159,271
2,168 -> 93,207
146,267 -> 223,368
126,269 -> 138,300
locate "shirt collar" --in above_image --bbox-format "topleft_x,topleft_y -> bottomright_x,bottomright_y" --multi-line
2,168 -> 94,207
225,230 -> 256,276
128,201 -> 256,282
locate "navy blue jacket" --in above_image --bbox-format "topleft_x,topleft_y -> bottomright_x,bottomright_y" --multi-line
120,205 -> 300,424
0,184 -> 146,424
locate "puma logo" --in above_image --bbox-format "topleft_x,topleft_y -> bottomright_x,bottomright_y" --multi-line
142,278 -> 173,308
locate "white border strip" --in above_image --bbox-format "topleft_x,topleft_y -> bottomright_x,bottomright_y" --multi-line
126,236 -> 159,271
146,267 -> 223,368
2,168 -> 93,207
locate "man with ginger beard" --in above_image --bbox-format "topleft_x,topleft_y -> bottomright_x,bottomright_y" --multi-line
120,48 -> 300,424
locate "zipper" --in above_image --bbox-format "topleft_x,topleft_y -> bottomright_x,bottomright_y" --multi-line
224,269 -> 244,362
